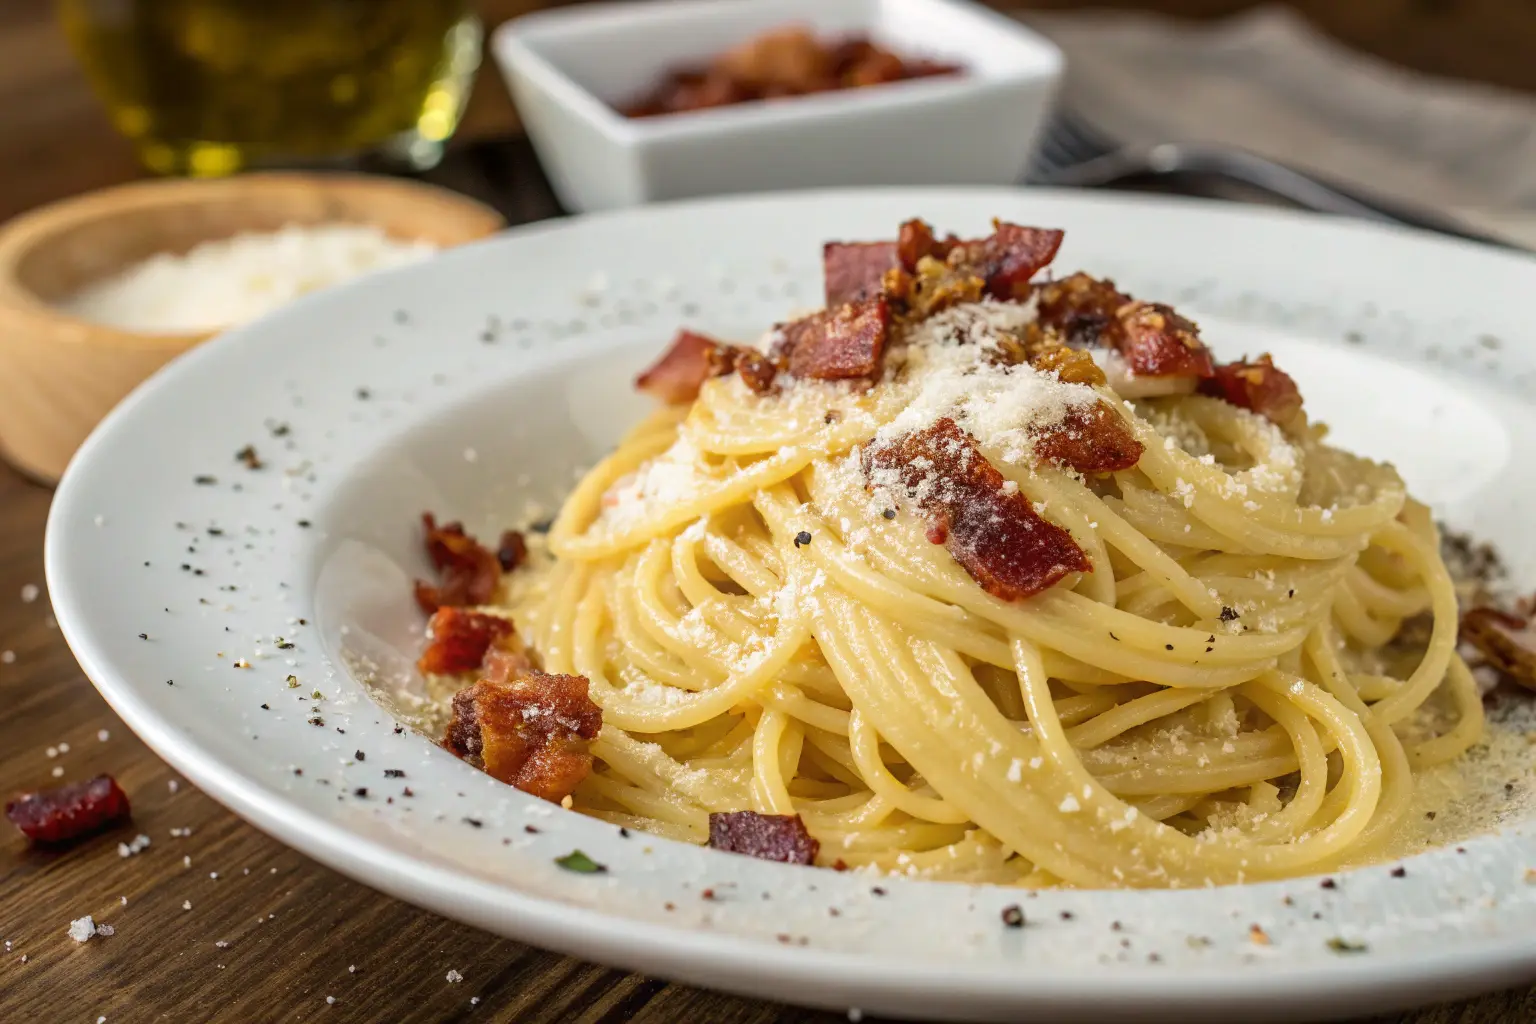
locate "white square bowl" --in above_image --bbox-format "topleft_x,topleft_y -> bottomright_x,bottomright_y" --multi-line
491,0 -> 1063,213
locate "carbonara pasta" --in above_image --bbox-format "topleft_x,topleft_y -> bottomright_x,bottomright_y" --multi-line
431,218 -> 1485,889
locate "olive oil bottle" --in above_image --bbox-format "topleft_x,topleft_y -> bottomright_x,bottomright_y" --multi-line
58,0 -> 480,176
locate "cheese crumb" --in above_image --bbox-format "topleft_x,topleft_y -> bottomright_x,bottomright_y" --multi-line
67,917 -> 96,943
446,969 -> 464,983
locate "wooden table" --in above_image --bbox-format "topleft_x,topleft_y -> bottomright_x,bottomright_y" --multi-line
3,2 -> 1535,1022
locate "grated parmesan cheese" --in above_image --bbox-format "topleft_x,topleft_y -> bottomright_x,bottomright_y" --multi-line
876,301 -> 1098,466
60,224 -> 437,334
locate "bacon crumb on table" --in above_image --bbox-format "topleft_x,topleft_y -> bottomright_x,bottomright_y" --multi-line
708,811 -> 820,864
414,514 -> 500,613
863,418 -> 1092,601
443,655 -> 603,803
6,775 -> 131,845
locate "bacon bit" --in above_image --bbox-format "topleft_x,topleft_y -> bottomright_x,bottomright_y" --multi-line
1030,403 -> 1143,473
863,418 -> 1091,601
1036,272 -> 1129,349
734,348 -> 779,393
1036,274 -> 1214,379
780,296 -> 890,381
443,658 -> 602,803
951,221 -> 1065,301
7,775 -> 130,845
708,811 -> 820,865
1199,355 -> 1304,425
496,530 -> 528,573
896,219 -> 959,271
881,261 -> 983,323
1248,923 -> 1272,946
634,329 -> 735,404
823,241 -> 898,307
1017,322 -> 1107,386
1462,607 -> 1536,690
1116,301 -> 1215,379
414,514 -> 502,613
417,608 -> 514,676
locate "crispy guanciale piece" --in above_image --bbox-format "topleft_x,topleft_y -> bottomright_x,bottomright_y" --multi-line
1031,403 -> 1144,474
950,221 -> 1066,301
862,418 -> 1091,600
708,810 -> 820,865
418,607 -> 515,676
881,261 -> 984,324
823,240 -> 899,307
414,514 -> 502,613
896,218 -> 960,271
6,775 -> 130,845
734,348 -> 779,393
1199,355 -> 1304,425
1005,322 -> 1107,387
1462,608 -> 1536,690
1035,272 -> 1129,349
1117,301 -> 1215,378
1036,274 -> 1215,379
496,530 -> 528,573
444,655 -> 603,803
779,296 -> 891,380
635,329 -> 736,404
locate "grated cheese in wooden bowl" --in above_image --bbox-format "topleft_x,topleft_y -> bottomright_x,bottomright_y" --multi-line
59,224 -> 437,334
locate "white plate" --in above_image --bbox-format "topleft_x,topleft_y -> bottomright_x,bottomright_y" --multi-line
46,189 -> 1536,1023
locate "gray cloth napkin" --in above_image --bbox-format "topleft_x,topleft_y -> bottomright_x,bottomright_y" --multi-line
1015,5 -> 1536,248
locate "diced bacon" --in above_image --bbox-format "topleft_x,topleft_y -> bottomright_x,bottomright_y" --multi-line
635,329 -> 735,404
708,811 -> 820,864
443,661 -> 603,803
1036,272 -> 1129,349
896,218 -> 960,271
1462,608 -> 1536,690
418,607 -> 514,676
1030,403 -> 1144,473
862,418 -> 1091,600
823,241 -> 899,307
414,514 -> 502,613
781,296 -> 890,380
1117,301 -> 1215,379
953,221 -> 1065,301
496,530 -> 528,573
1036,274 -> 1214,379
7,775 -> 130,845
1199,355 -> 1304,425
734,348 -> 779,393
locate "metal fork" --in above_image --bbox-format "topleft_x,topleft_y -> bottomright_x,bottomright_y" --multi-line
1027,111 -> 1516,249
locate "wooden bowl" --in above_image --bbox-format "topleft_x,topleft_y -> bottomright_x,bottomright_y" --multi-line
0,173 -> 504,484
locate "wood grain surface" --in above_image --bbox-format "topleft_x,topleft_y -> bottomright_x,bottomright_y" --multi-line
2,1 -> 1535,1021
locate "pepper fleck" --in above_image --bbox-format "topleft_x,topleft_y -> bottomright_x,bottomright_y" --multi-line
1219,606 -> 1239,622
354,788 -> 368,798
463,818 -> 483,828
794,531 -> 812,548
881,509 -> 896,520
384,769 -> 405,779
194,475 -> 217,486
1000,905 -> 1025,928
524,825 -> 540,834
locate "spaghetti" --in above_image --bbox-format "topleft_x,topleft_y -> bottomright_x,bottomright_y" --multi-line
444,218 -> 1484,888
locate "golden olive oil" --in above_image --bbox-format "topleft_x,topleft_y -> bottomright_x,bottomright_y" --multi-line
58,0 -> 479,176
